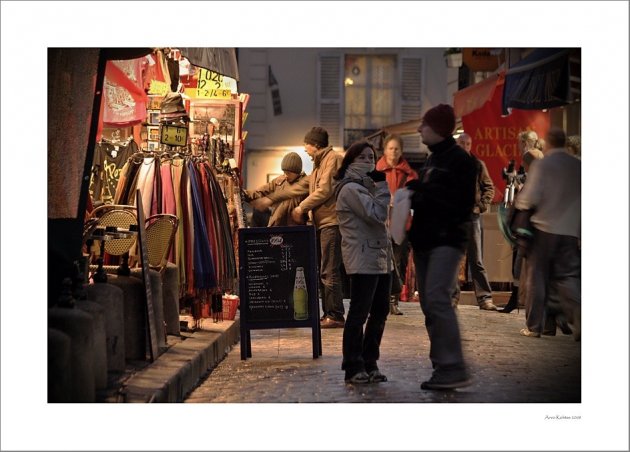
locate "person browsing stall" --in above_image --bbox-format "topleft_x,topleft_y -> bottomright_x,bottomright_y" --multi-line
247,151 -> 309,227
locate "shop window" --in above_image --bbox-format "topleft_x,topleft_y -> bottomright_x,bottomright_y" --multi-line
344,54 -> 395,148
318,53 -> 422,151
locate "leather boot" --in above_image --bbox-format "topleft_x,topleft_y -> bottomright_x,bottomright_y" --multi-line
389,296 -> 403,315
500,286 -> 519,313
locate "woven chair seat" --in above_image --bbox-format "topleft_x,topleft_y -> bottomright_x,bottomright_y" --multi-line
145,214 -> 179,272
87,205 -> 138,257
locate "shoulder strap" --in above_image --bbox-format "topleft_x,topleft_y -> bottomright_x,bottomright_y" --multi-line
334,178 -> 362,200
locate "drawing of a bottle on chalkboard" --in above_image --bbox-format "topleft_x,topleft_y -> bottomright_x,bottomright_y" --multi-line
293,267 -> 308,320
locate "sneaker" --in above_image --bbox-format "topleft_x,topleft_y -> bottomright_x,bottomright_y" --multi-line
479,300 -> 498,311
345,371 -> 370,384
520,327 -> 541,338
368,369 -> 388,383
421,373 -> 471,390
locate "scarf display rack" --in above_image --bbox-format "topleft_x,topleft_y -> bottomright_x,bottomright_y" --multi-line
113,147 -> 243,317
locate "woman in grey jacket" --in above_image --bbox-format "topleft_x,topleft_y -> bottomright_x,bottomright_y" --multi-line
334,140 -> 393,384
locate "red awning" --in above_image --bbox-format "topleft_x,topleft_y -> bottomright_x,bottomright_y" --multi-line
453,72 -> 504,118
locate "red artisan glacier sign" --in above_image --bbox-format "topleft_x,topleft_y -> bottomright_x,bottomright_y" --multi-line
461,78 -> 550,203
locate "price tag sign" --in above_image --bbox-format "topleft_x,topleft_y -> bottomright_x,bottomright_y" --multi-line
197,68 -> 238,91
160,124 -> 188,146
148,80 -> 170,96
184,87 -> 232,99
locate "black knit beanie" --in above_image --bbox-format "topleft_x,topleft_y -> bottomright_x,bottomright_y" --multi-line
421,104 -> 456,138
304,126 -> 329,148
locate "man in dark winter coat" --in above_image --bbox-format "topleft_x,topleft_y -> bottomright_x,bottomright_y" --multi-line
406,104 -> 477,390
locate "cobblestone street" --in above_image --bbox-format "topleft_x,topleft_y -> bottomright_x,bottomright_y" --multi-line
185,301 -> 580,403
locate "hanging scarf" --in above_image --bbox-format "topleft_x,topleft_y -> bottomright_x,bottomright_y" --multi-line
135,157 -> 155,218
170,160 -> 185,290
180,162 -> 195,296
197,162 -> 222,287
187,161 -> 217,291
160,159 -> 177,263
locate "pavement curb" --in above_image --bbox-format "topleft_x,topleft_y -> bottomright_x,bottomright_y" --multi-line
123,317 -> 240,402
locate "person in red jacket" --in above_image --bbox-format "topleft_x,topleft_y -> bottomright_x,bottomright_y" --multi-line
376,134 -> 418,315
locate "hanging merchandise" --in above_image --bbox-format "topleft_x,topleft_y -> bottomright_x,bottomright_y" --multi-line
102,59 -> 148,126
90,133 -> 138,204
113,151 -> 238,307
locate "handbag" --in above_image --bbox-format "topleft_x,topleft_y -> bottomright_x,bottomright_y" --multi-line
390,187 -> 412,245
510,208 -> 535,255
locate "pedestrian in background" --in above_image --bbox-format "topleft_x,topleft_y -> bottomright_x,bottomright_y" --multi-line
406,104 -> 477,390
501,130 -> 545,313
514,127 -> 581,340
247,151 -> 309,226
375,133 -> 418,315
334,140 -> 392,384
566,135 -> 581,158
291,127 -> 346,328
520,130 -> 544,172
452,132 -> 498,311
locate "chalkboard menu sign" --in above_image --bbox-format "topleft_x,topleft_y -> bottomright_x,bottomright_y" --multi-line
238,226 -> 322,360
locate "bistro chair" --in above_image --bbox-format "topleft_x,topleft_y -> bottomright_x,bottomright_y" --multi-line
85,205 -> 138,280
144,214 -> 179,273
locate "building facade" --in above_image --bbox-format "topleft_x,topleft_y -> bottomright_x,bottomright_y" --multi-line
236,48 -> 458,189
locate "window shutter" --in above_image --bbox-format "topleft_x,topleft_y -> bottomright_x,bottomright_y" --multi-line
318,54 -> 343,147
400,57 -> 423,153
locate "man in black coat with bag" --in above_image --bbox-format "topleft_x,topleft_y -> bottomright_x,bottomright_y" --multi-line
406,104 -> 477,390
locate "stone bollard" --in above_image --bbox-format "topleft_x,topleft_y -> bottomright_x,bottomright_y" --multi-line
86,283 -> 126,372
75,299 -> 107,389
162,262 -> 180,336
106,275 -> 147,361
48,328 -> 72,402
48,307 -> 95,402
131,268 -> 166,349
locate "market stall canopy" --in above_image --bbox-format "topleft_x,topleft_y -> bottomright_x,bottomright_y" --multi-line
363,119 -> 422,154
502,48 -> 571,114
453,72 -> 503,118
178,48 -> 239,81
101,48 -> 154,61
382,118 -> 422,136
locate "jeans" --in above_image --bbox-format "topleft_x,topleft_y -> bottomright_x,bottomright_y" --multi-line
342,273 -> 391,376
467,215 -> 493,302
317,226 -> 345,321
452,216 -> 493,303
414,246 -> 467,375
